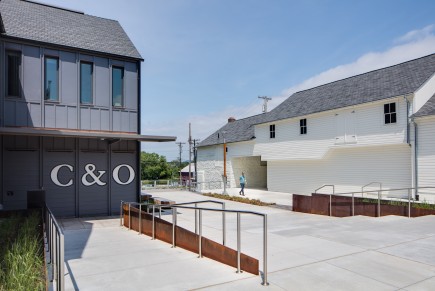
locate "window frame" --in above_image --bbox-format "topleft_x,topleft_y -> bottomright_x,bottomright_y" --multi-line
269,124 -> 276,139
80,61 -> 94,105
44,56 -> 60,102
300,118 -> 307,135
384,102 -> 397,125
5,50 -> 22,98
112,66 -> 124,107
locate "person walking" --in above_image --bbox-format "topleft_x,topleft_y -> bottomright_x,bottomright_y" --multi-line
239,172 -> 246,196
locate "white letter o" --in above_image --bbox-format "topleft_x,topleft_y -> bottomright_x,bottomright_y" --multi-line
113,164 -> 135,185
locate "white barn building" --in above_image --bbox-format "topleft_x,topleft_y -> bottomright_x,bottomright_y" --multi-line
197,54 -> 435,200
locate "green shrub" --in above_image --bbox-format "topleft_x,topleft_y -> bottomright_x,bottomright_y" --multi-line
0,212 -> 45,291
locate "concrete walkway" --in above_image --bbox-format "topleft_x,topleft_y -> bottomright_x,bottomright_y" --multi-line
61,190 -> 435,290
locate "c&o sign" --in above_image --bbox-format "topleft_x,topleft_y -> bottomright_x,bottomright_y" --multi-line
51,163 -> 135,187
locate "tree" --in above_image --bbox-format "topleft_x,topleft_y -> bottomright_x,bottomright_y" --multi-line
140,152 -> 171,180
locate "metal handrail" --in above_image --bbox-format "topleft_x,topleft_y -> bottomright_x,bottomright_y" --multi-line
314,185 -> 335,216
361,182 -> 382,197
121,200 -> 269,286
44,204 -> 65,291
312,186 -> 435,218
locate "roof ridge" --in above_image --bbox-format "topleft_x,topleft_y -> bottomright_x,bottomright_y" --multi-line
291,53 -> 435,96
22,0 -> 84,14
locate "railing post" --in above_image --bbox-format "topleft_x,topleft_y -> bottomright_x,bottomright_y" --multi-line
152,205 -> 155,240
128,203 -> 131,230
261,214 -> 269,286
195,203 -> 198,234
236,212 -> 242,273
139,204 -> 142,235
59,232 -> 65,291
172,207 -> 177,248
329,194 -> 332,217
408,188 -> 411,218
159,204 -> 162,218
222,202 -> 226,246
198,209 -> 202,258
378,190 -> 381,217
352,193 -> 355,216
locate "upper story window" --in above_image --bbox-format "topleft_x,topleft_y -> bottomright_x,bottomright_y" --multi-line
112,66 -> 124,107
384,102 -> 396,124
270,124 -> 276,139
6,51 -> 21,97
44,57 -> 59,101
80,62 -> 93,104
300,118 -> 307,134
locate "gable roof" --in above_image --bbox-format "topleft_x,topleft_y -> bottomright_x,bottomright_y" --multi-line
414,93 -> 435,118
199,113 -> 269,147
260,53 -> 435,124
200,53 -> 435,147
0,0 -> 142,60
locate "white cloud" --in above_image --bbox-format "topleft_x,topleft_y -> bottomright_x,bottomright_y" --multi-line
142,25 -> 435,160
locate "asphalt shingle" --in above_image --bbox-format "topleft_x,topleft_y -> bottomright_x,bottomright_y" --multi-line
200,54 -> 435,147
414,93 -> 435,118
0,0 -> 142,60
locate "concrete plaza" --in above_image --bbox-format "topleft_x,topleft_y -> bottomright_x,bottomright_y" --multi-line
61,190 -> 435,290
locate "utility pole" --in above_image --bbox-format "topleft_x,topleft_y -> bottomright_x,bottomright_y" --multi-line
222,131 -> 228,195
193,139 -> 200,185
258,96 -> 272,113
188,123 -> 192,191
176,142 -> 185,186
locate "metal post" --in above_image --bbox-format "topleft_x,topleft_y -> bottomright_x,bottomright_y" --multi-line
195,203 -> 198,234
139,204 -> 142,235
198,209 -> 202,258
408,188 -> 411,218
159,205 -> 162,218
128,203 -> 131,230
172,207 -> 176,248
222,203 -> 226,246
237,212 -> 242,273
262,214 -> 269,286
378,190 -> 381,217
152,205 -> 155,240
352,193 -> 355,216
329,194 -> 332,217
59,233 -> 65,291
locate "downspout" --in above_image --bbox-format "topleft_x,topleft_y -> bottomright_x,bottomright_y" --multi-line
404,96 -> 411,144
412,118 -> 419,200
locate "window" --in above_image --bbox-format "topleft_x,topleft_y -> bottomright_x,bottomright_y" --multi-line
6,51 -> 21,97
112,66 -> 124,107
270,124 -> 275,139
45,57 -> 59,101
80,62 -> 93,104
384,102 -> 397,124
300,118 -> 307,134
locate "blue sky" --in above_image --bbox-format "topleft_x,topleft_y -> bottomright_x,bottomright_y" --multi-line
42,0 -> 435,161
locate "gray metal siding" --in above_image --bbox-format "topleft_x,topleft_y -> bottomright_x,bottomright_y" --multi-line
2,136 -> 39,210
78,141 -> 109,216
1,41 -> 139,133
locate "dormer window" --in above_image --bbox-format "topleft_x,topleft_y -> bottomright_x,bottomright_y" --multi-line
270,124 -> 275,139
384,102 -> 396,124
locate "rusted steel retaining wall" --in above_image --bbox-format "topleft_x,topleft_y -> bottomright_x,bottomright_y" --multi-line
123,205 -> 259,275
293,194 -> 435,217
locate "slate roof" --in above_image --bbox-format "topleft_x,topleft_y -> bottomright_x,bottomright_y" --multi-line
414,93 -> 435,118
0,0 -> 142,60
200,53 -> 435,147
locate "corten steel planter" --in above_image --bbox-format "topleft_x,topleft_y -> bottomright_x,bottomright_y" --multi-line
123,205 -> 259,275
293,194 -> 435,218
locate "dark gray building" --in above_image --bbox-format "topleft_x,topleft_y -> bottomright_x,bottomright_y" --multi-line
0,0 -> 175,216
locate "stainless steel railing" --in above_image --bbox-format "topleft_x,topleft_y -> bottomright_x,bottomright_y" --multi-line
120,200 -> 269,286
361,182 -> 382,198
43,204 -> 65,291
313,186 -> 435,218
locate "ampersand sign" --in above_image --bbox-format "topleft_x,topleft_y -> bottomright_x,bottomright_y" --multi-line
81,164 -> 106,186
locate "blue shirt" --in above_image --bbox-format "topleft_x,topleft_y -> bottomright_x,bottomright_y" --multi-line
239,175 -> 246,184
